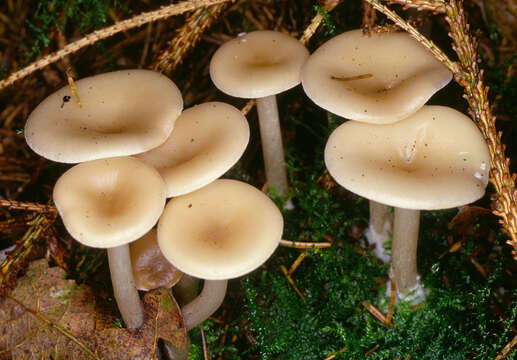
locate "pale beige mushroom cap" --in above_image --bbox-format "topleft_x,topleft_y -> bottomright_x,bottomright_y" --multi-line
302,30 -> 452,124
25,69 -> 183,163
53,157 -> 167,248
136,102 -> 249,197
324,106 -> 490,210
130,228 -> 182,291
157,179 -> 283,280
209,30 -> 310,98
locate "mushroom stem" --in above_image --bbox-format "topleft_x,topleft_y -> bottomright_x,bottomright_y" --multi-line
181,279 -> 227,330
107,244 -> 144,328
365,200 -> 392,263
391,207 -> 421,298
173,273 -> 201,306
256,95 -> 293,209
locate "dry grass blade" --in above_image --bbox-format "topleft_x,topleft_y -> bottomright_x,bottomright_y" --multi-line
0,0 -> 233,91
384,0 -> 446,13
361,0 -> 458,73
279,239 -> 332,249
0,199 -> 57,213
445,0 -> 517,261
495,333 -> 517,360
154,3 -> 227,75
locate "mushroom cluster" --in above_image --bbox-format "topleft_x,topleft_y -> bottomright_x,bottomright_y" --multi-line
25,68 -> 285,333
302,30 -> 489,302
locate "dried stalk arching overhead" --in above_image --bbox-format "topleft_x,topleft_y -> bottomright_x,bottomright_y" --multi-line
0,0 -> 233,91
153,3 -> 227,75
361,0 -> 517,260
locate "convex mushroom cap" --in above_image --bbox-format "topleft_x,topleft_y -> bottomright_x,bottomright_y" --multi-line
136,102 -> 249,197
302,30 -> 452,124
324,105 -> 490,209
25,69 -> 183,163
130,228 -> 182,291
53,156 -> 167,248
158,179 -> 283,280
210,30 -> 309,98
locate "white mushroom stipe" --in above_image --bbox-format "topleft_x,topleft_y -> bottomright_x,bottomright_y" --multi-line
108,245 -> 144,329
256,95 -> 293,208
173,274 -> 201,307
181,280 -> 228,330
365,201 -> 392,263
391,208 -> 421,298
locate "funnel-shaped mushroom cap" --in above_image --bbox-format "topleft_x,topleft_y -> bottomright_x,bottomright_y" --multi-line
53,157 -> 167,248
130,229 -> 182,291
25,70 -> 183,163
325,106 -> 490,210
210,31 -> 310,98
158,179 -> 283,280
136,102 -> 249,197
302,30 -> 452,124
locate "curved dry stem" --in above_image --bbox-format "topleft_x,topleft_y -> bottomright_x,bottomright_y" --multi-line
181,279 -> 227,330
107,245 -> 144,329
0,0 -> 231,91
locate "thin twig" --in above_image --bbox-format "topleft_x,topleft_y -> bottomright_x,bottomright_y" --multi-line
288,252 -> 307,275
279,239 -> 332,249
361,301 -> 391,326
154,3 -> 226,74
384,0 -> 446,13
280,265 -> 306,301
0,199 -> 57,214
445,0 -> 517,261
495,333 -> 517,360
200,327 -> 209,360
0,0 -> 232,91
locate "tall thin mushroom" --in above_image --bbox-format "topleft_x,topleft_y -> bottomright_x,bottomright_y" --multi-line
53,157 -> 167,327
324,106 -> 490,301
210,31 -> 309,207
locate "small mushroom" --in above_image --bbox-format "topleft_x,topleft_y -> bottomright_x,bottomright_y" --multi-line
158,179 -> 283,328
25,69 -> 183,163
53,156 -> 167,327
301,29 -> 452,124
130,228 -> 182,291
210,31 -> 309,206
324,106 -> 490,301
136,102 -> 249,197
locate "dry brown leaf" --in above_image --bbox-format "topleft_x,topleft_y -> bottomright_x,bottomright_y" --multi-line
0,259 -> 187,359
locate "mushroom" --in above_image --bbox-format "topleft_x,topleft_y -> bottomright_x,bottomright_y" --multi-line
324,106 -> 490,301
25,69 -> 183,163
157,179 -> 283,328
301,29 -> 452,260
301,29 -> 452,124
53,156 -> 167,327
129,228 -> 224,332
130,228 -> 182,291
209,31 -> 309,206
136,102 -> 249,197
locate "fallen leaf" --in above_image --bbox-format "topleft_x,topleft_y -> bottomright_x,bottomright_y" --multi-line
0,259 -> 187,359
448,205 -> 491,235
